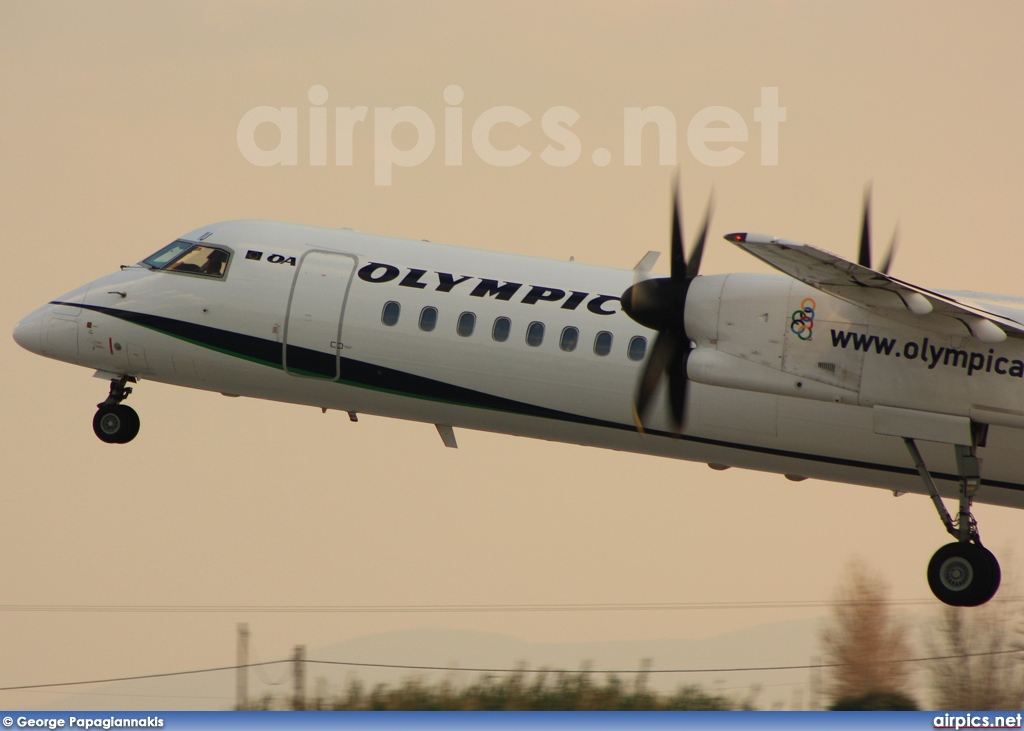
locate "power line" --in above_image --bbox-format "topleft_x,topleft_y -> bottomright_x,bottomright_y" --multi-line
303,648 -> 1024,675
2,648 -> 1021,693
0,661 -> 286,693
20,687 -> 236,701
1,597 -> 1020,614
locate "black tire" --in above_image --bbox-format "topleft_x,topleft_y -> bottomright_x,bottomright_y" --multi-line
92,404 -> 140,444
963,546 -> 1001,607
117,405 -> 140,443
927,542 -> 996,607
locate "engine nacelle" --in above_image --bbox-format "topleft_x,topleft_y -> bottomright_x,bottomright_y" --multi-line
684,273 -> 861,406
683,272 -> 1024,432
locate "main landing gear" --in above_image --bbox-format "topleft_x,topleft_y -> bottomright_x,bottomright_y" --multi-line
904,424 -> 1000,607
92,375 -> 140,444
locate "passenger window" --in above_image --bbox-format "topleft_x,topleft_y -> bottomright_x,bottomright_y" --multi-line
419,306 -> 438,332
492,317 -> 511,342
142,241 -> 231,278
628,335 -> 648,361
594,331 -> 613,356
560,326 -> 579,352
457,312 -> 476,337
381,301 -> 401,326
526,321 -> 545,347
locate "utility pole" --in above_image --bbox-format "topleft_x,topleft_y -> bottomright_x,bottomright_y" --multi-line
292,645 -> 306,710
236,623 -> 249,710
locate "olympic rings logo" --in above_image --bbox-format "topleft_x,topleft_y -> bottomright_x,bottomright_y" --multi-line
791,298 -> 816,341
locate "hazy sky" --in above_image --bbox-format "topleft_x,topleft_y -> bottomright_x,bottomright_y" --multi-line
2,0 -> 1024,711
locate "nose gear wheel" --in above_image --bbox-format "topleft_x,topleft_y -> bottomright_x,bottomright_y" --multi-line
92,375 -> 141,444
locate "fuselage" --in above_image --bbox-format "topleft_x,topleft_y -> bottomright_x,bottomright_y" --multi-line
13,219 -> 1024,508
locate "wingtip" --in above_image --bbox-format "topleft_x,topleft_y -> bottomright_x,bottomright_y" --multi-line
727,232 -> 780,246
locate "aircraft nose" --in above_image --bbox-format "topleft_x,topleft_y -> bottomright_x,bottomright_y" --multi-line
12,306 -> 48,355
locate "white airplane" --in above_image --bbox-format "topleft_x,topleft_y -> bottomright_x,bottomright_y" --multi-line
13,186 -> 1024,608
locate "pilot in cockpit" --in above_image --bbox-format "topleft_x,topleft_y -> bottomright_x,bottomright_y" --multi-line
201,248 -> 229,276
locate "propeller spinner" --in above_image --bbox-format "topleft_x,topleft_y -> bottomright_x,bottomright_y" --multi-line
621,180 -> 712,432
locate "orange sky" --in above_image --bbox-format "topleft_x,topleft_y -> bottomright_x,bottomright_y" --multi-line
2,0 -> 1024,710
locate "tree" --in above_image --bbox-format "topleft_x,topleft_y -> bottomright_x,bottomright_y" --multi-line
820,560 -> 915,706
829,690 -> 918,710
292,668 -> 746,710
926,600 -> 1024,709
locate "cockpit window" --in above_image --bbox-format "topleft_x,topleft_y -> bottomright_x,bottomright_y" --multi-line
142,241 -> 231,278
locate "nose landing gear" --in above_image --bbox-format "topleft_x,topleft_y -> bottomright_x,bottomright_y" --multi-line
93,375 -> 140,444
904,425 -> 1001,607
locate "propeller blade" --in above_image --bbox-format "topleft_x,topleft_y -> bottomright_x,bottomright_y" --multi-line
858,186 -> 872,269
879,224 -> 899,275
634,330 -> 679,427
670,175 -> 686,284
667,344 -> 690,430
626,177 -> 708,433
686,194 -> 714,279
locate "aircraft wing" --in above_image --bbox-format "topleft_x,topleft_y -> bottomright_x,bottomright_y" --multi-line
726,233 -> 1024,343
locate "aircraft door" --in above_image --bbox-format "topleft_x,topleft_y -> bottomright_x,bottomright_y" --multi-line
284,251 -> 357,380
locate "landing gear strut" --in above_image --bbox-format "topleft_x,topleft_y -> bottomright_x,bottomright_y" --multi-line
904,424 -> 1000,606
93,375 -> 140,444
